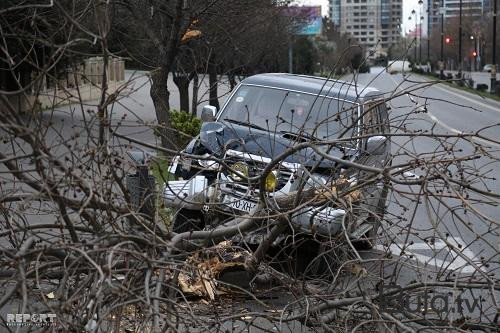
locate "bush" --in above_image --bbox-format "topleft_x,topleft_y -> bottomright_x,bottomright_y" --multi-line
358,62 -> 370,73
170,110 -> 202,137
476,84 -> 488,91
169,110 -> 202,147
412,67 -> 424,74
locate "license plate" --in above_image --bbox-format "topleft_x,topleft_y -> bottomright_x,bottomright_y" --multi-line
223,195 -> 256,213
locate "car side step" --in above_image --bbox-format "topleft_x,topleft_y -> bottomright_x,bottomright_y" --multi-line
350,223 -> 373,240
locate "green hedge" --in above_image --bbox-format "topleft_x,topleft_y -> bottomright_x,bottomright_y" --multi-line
169,110 -> 202,137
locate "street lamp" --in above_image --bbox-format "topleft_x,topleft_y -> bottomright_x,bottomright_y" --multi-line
470,35 -> 475,72
491,0 -> 498,93
458,0 -> 463,79
440,3 -> 445,79
420,15 -> 424,65
427,7 -> 431,69
410,10 -> 417,65
418,0 -> 423,67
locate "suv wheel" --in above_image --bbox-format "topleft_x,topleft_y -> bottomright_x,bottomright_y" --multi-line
278,237 -> 338,279
172,209 -> 204,233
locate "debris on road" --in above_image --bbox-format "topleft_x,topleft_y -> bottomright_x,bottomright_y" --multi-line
178,241 -> 252,300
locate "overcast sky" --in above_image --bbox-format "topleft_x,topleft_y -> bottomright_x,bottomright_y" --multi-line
294,0 -> 424,35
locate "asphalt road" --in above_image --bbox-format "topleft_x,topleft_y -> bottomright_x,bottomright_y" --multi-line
349,67 -> 500,251
347,67 -> 500,322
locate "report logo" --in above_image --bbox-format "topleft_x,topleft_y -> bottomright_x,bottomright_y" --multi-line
378,284 -> 480,315
6,313 -> 57,327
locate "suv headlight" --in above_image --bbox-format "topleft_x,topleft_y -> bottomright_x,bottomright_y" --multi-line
265,171 -> 278,192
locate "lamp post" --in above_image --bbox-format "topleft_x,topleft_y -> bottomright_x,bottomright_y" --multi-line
470,35 -> 476,72
410,10 -> 417,65
418,0 -> 424,66
458,0 -> 463,79
491,0 -> 497,93
440,3 -> 445,79
427,7 -> 431,70
420,15 -> 424,65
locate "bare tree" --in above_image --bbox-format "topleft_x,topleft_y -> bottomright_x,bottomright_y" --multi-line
0,1 -> 499,332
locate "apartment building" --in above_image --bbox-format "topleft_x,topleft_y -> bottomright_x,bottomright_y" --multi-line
329,0 -> 402,57
442,0 -> 485,17
329,0 -> 342,26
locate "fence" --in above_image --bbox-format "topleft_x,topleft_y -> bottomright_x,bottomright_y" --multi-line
7,57 -> 125,113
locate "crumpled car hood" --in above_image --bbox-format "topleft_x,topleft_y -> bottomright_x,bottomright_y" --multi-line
218,122 -> 347,169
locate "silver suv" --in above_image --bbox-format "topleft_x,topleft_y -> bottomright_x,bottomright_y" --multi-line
164,73 -> 391,250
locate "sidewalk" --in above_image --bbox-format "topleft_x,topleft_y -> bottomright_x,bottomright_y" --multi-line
436,70 -> 498,90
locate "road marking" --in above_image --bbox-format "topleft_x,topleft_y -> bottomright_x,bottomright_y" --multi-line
433,84 -> 500,113
387,73 -> 500,147
426,111 -> 500,147
390,73 -> 500,113
374,237 -> 484,274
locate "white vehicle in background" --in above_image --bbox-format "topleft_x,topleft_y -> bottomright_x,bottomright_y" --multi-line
386,60 -> 411,74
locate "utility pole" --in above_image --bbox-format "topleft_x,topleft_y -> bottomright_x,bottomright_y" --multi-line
419,15 -> 423,65
427,7 -> 431,70
492,0 -> 497,93
414,15 -> 417,64
411,10 -> 418,65
419,0 -> 423,65
440,3 -> 445,79
458,0 -> 463,78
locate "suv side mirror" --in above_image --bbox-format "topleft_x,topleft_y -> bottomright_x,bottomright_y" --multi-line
201,105 -> 217,122
366,136 -> 387,155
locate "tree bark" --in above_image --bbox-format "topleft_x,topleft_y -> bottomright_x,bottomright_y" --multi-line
228,71 -> 237,91
191,73 -> 199,117
173,73 -> 191,113
150,68 -> 174,150
208,53 -> 220,110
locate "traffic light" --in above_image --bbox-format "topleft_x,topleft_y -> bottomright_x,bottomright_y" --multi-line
445,37 -> 451,44
472,51 -> 477,57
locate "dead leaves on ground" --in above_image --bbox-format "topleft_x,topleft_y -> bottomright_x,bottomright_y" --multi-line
178,241 -> 252,300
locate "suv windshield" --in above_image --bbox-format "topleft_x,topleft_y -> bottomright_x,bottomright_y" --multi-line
219,85 -> 359,140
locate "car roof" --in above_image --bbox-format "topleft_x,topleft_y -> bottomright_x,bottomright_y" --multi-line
240,73 -> 382,103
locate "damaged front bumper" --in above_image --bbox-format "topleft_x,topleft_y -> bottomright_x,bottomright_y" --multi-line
164,176 -> 208,210
163,175 -> 346,237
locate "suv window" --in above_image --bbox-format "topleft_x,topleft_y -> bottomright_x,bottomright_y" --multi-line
220,85 -> 358,141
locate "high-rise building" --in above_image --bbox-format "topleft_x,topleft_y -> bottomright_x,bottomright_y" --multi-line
329,0 -> 342,26
441,0 -> 487,17
331,0 -> 402,58
427,0 -> 443,38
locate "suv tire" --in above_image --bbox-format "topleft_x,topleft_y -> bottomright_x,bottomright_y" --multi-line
172,209 -> 204,233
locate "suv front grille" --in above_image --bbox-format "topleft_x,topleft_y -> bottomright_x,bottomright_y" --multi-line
220,151 -> 294,195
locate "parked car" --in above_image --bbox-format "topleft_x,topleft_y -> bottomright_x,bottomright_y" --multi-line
387,60 -> 411,74
164,73 -> 391,257
482,64 -> 498,73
